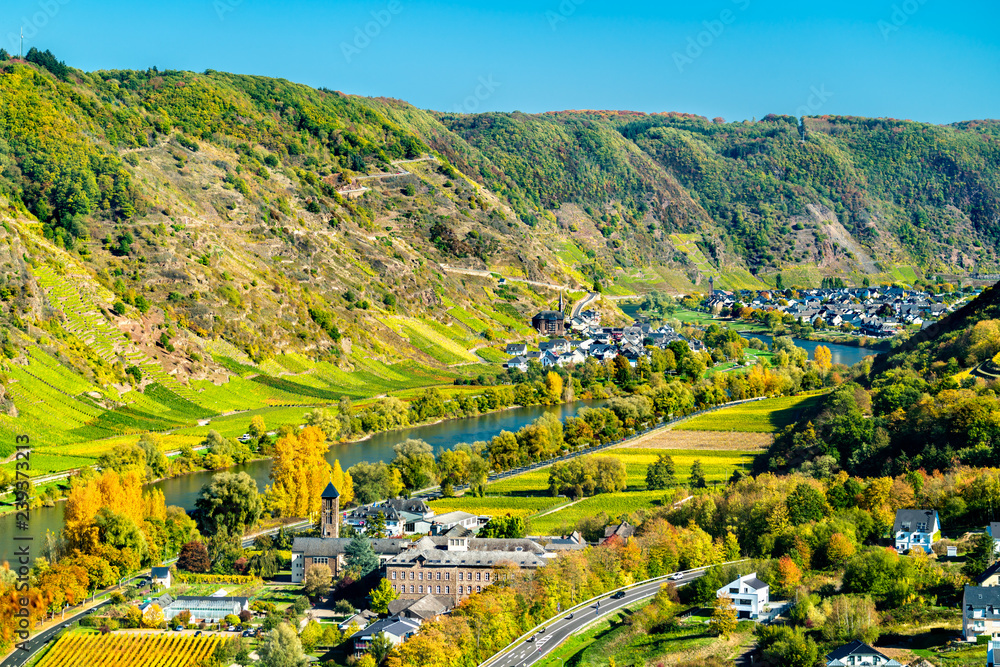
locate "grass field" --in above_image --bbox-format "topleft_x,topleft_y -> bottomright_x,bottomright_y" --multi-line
673,393 -> 825,433
473,447 -> 756,533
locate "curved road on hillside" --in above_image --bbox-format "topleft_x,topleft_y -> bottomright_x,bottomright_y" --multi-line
480,570 -> 705,667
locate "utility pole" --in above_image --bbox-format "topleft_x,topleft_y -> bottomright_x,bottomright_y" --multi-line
20,27 -> 23,59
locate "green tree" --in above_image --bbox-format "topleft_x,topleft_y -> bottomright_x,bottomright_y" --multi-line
757,626 -> 819,667
136,434 -> 168,480
964,532 -> 995,579
391,439 -> 437,491
689,460 -> 707,489
645,454 -> 676,490
257,622 -> 307,667
345,536 -> 379,577
370,577 -> 399,614
194,471 -> 264,536
478,515 -> 526,539
786,483 -> 829,525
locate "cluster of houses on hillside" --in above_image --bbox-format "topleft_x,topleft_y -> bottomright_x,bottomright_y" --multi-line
705,286 -> 968,337
506,309 -> 700,372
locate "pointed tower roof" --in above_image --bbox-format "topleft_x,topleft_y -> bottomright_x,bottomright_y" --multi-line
322,482 -> 340,499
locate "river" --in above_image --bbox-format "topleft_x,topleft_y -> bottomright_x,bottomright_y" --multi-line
0,400 -> 606,548
618,304 -> 883,367
740,333 -> 883,367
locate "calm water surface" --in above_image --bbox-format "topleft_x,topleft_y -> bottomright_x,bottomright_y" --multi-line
0,400 -> 606,548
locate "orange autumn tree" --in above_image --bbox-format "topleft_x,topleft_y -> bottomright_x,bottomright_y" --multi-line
266,426 -> 332,519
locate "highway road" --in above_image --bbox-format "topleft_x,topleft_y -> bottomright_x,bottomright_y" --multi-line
480,570 -> 704,667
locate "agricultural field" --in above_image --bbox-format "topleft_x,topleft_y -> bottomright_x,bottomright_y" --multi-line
479,447 -> 756,533
624,430 -> 773,452
35,631 -> 223,667
673,393 -> 825,433
529,490 -> 668,535
427,495 -> 568,519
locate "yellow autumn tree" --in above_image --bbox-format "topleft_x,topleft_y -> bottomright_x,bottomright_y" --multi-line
268,426 -> 332,519
814,345 -> 832,371
331,460 -> 355,506
63,469 -> 146,554
545,371 -> 563,404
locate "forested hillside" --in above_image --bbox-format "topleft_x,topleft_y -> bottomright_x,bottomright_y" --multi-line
1,49 -> 999,452
763,281 -> 1000,478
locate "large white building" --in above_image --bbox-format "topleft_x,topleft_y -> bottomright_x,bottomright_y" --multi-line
717,572 -> 769,620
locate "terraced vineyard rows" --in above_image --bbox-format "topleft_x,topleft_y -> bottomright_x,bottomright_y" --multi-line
33,263 -> 199,402
35,632 -> 223,667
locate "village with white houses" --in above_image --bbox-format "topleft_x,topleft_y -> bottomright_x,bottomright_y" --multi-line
503,302 -> 701,373
704,282 -> 974,337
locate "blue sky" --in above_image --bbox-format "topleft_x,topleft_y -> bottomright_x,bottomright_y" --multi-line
1,0 -> 998,123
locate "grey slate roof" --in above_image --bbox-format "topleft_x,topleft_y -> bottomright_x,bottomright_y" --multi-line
385,537 -> 548,568
825,639 -> 900,666
322,482 -> 340,499
742,577 -> 768,591
387,594 -> 450,619
893,509 -> 938,533
292,536 -> 411,557
965,585 -> 1000,612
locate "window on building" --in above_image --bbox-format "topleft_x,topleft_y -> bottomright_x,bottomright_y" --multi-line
476,572 -> 481,581
410,585 -> 414,593
436,586 -> 441,594
477,586 -> 481,592
392,571 -> 397,580
458,586 -> 463,594
445,586 -> 450,594
459,572 -> 464,581
419,585 -> 423,593
484,573 -> 490,582
436,572 -> 441,580
445,573 -> 450,580
729,587 -> 739,594
418,572 -> 423,580
410,572 -> 414,580
314,557 -> 328,565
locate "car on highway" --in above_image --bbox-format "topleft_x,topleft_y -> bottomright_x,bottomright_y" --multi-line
670,572 -> 684,581
525,635 -> 534,643
611,591 -> 626,600
566,613 -> 574,620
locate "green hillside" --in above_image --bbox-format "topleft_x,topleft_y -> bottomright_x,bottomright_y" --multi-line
2,50 -> 1000,470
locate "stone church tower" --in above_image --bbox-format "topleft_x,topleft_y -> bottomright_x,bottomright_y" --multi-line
320,482 -> 340,538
